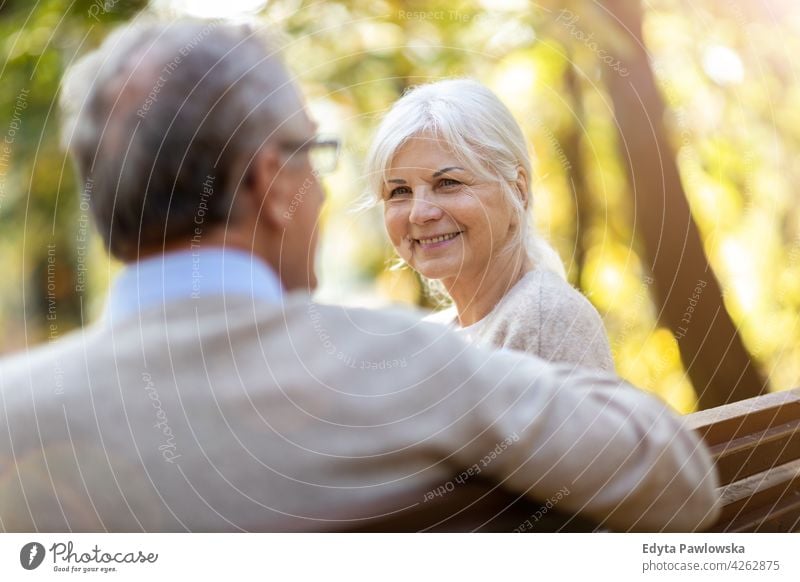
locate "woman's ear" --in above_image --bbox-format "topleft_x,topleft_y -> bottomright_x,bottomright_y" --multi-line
514,166 -> 530,209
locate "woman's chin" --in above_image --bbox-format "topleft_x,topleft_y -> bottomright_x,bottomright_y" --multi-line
410,260 -> 464,282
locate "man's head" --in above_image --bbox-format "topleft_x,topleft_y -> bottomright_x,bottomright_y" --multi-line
60,19 -> 326,290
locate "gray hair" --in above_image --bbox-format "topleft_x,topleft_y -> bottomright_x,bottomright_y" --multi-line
60,18 -> 305,259
364,79 -> 566,283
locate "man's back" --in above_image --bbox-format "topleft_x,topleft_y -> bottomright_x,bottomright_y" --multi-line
0,294 -> 719,532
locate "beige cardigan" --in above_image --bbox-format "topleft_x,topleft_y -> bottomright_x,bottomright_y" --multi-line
428,269 -> 615,371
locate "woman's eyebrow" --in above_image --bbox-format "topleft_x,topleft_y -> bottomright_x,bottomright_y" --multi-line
432,166 -> 464,178
385,166 -> 464,185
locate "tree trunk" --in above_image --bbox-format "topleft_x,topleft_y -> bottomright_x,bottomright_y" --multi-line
598,0 -> 765,408
561,59 -> 593,284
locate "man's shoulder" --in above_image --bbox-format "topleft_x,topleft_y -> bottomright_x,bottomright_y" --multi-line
0,326 -> 97,379
274,295 -> 460,360
296,296 -> 429,331
423,305 -> 458,327
0,326 -> 102,420
0,294 -> 438,363
168,292 -> 433,335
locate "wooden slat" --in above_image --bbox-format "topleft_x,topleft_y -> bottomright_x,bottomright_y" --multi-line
715,458 -> 800,526
709,419 -> 800,485
720,491 -> 800,532
686,388 -> 800,447
684,388 -> 800,532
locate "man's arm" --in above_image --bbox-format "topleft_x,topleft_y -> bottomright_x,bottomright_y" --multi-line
415,337 -> 720,532
293,302 -> 720,532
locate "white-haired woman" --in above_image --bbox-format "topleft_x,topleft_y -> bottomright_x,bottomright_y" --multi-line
365,79 -> 614,371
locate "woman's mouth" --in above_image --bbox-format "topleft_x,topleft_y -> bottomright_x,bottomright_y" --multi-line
413,231 -> 463,249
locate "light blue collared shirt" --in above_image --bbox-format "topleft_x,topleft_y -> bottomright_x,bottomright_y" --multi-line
104,248 -> 283,322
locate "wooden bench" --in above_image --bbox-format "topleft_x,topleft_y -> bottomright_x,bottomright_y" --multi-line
686,387 -> 800,532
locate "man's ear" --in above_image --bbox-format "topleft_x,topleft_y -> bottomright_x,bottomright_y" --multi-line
243,145 -> 292,229
514,166 -> 530,209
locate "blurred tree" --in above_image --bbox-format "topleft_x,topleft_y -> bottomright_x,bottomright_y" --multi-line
598,0 -> 765,408
561,55 -> 593,283
0,0 -> 147,351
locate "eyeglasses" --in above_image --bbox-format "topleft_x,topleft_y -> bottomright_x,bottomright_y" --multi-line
279,135 -> 341,176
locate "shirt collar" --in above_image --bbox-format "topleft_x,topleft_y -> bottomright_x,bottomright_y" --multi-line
104,247 -> 283,323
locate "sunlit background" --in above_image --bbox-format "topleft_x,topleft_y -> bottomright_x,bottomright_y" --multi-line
2,0 -> 799,413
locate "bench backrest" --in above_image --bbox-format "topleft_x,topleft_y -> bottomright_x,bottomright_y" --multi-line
685,387 -> 800,532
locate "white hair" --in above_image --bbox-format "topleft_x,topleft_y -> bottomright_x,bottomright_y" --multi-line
364,78 -> 566,291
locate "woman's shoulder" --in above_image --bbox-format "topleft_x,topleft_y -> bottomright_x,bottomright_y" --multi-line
470,270 -> 545,350
533,270 -> 607,333
534,270 -> 615,371
537,270 -> 600,314
481,269 -> 595,328
488,268 -> 614,371
487,268 -> 592,321
487,268 -> 545,319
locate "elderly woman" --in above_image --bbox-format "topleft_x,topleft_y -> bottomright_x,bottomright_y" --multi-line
365,79 -> 614,371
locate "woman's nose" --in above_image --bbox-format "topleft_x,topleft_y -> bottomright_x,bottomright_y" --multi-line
408,192 -> 443,224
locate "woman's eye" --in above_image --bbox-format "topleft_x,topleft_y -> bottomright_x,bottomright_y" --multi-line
438,178 -> 461,188
388,186 -> 411,199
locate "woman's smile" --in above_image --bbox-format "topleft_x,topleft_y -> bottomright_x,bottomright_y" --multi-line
412,230 -> 464,251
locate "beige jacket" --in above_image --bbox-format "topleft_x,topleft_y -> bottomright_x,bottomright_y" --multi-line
0,293 -> 718,531
429,269 -> 614,371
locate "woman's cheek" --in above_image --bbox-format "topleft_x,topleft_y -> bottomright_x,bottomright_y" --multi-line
397,236 -> 413,263
385,209 -> 413,262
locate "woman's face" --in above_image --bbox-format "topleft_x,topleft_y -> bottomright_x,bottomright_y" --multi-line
382,134 -> 517,283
